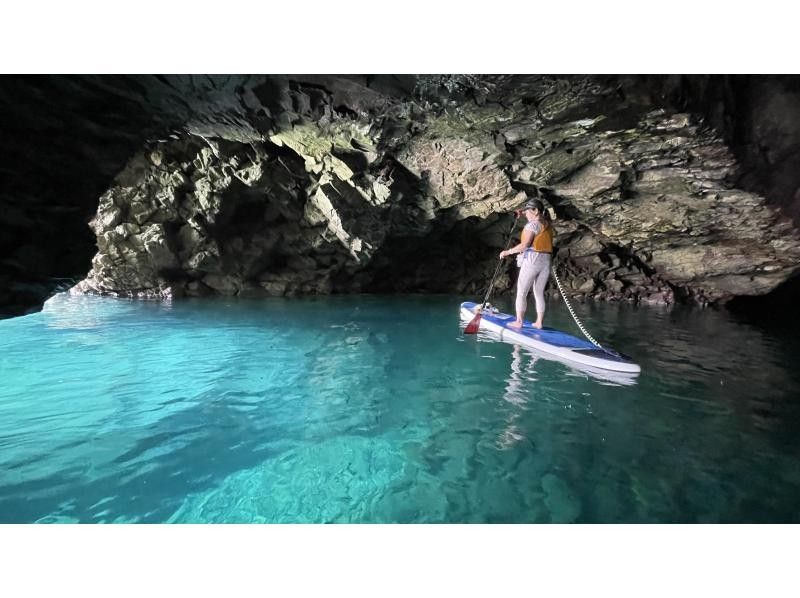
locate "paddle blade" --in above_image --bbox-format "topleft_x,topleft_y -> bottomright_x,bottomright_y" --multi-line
464,312 -> 481,334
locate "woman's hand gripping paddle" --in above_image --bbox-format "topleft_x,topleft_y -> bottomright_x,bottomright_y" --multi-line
464,213 -> 520,334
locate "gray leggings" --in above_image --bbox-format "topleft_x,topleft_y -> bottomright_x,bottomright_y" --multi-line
515,251 -> 551,316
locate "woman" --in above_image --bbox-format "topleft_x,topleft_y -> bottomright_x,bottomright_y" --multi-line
499,199 -> 554,330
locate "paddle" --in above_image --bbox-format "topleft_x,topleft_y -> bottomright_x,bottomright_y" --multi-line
464,213 -> 520,334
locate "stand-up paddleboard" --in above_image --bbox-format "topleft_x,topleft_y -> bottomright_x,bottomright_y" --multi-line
460,301 -> 641,374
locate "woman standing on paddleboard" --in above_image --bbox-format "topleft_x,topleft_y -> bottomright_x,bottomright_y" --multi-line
499,199 -> 554,330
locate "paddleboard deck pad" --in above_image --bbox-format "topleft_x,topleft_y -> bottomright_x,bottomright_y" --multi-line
460,301 -> 641,374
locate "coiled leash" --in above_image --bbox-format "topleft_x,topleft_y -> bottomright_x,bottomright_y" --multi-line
550,263 -> 603,348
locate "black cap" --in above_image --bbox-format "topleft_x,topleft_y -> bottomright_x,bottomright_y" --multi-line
523,200 -> 539,211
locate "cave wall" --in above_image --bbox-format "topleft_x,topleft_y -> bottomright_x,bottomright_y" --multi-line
0,75 -> 269,315
644,75 -> 800,224
2,74 -> 800,318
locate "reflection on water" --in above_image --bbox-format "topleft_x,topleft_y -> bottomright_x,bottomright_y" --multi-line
0,293 -> 799,523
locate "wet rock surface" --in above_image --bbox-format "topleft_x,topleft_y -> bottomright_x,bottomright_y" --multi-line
2,75 -> 800,316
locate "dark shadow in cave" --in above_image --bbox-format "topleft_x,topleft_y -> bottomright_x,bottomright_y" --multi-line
727,273 -> 800,332
0,76 -> 163,317
362,214 -> 517,297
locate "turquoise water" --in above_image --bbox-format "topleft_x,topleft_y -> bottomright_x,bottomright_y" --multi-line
1,292 -> 799,523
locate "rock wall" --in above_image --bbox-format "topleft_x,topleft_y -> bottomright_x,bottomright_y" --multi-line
643,75 -> 800,225
71,75 -> 800,306
3,75 -> 800,317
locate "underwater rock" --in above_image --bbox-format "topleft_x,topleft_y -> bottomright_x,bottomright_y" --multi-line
166,436 -> 417,523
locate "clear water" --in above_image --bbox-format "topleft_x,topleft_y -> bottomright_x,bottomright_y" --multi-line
1,292 -> 799,523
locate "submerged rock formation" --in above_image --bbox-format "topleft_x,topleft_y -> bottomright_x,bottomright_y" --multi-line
2,75 -> 800,316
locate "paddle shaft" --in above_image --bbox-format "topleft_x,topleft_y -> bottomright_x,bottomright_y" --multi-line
479,215 -> 520,309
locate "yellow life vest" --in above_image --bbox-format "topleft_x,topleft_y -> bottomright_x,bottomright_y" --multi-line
522,222 -> 553,253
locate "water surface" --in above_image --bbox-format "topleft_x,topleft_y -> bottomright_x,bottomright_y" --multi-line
1,293 -> 799,523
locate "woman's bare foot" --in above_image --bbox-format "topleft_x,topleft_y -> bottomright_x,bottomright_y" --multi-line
533,320 -> 543,330
508,320 -> 524,330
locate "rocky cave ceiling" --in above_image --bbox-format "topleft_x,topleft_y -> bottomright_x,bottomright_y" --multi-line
2,74 -> 800,318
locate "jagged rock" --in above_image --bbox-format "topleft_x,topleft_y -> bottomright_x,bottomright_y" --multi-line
187,250 -> 219,273
555,153 -> 622,200
16,74 -> 795,311
233,161 -> 265,186
202,273 -> 239,295
576,278 -> 596,293
259,281 -> 287,296
176,224 -> 203,259
139,224 -> 177,269
129,195 -> 157,225
91,192 -> 124,233
397,134 -> 522,218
